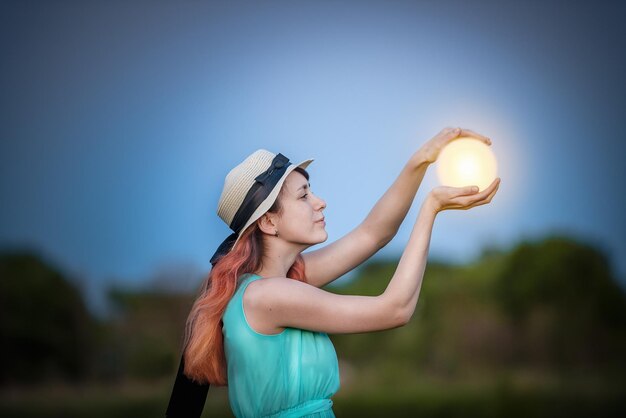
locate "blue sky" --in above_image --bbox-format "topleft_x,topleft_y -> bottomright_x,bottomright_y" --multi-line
1,0 -> 625,308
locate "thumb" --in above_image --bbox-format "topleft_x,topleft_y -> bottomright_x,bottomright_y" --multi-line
463,185 -> 480,194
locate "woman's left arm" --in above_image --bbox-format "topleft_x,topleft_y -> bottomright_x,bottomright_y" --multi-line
302,127 -> 491,288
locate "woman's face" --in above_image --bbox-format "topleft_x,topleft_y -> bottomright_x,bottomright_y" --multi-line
274,170 -> 327,246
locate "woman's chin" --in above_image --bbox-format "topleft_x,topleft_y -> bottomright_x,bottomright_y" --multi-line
303,230 -> 328,245
317,230 -> 328,243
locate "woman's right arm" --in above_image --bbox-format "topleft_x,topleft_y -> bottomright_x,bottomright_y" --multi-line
247,178 -> 500,334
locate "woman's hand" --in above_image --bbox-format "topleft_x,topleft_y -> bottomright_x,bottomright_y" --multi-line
416,127 -> 492,164
426,177 -> 501,214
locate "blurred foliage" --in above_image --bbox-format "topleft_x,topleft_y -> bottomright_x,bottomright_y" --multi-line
1,381 -> 625,418
493,236 -> 626,371
1,233 -> 625,417
0,252 -> 93,385
328,234 -> 626,387
101,288 -> 194,381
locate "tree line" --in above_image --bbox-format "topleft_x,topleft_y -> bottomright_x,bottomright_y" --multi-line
1,233 -> 625,387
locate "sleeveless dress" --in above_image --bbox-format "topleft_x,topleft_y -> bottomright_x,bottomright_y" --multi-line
222,273 -> 340,418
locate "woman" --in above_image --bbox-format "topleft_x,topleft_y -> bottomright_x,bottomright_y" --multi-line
166,127 -> 501,417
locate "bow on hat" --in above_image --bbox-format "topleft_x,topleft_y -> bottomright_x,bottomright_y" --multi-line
254,152 -> 289,184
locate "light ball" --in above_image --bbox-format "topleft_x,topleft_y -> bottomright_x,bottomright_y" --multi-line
435,137 -> 498,192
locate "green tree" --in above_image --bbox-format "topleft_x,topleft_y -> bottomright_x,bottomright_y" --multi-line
494,235 -> 626,369
0,251 -> 93,384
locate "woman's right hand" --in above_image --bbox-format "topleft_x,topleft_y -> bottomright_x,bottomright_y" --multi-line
427,177 -> 501,213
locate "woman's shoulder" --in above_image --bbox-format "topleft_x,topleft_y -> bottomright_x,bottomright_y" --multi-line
243,275 -> 307,301
242,277 -> 314,324
228,273 -> 291,337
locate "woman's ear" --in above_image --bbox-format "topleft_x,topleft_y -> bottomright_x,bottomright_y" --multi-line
257,213 -> 278,236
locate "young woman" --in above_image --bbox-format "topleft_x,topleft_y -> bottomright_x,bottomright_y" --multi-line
166,127 -> 500,418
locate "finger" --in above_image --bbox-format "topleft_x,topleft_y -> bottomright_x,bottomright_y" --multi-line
446,179 -> 501,210
459,185 -> 481,195
448,177 -> 500,202
459,128 -> 491,145
449,127 -> 462,138
456,178 -> 500,205
482,180 -> 500,201
470,179 -> 500,206
445,185 -> 479,204
467,183 -> 500,209
475,177 -> 501,196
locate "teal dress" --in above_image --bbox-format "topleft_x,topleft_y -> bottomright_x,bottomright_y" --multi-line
222,273 -> 340,418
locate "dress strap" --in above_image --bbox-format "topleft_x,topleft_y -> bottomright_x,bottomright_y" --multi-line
236,273 -> 261,291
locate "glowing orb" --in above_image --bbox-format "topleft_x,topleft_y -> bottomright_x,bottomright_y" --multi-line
436,137 -> 498,192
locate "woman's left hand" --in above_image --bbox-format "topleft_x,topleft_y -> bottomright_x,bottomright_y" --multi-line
415,127 -> 492,164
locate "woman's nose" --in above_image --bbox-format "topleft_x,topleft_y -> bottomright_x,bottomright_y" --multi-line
317,197 -> 327,210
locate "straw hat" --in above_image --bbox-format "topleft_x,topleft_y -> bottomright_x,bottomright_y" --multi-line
209,149 -> 313,266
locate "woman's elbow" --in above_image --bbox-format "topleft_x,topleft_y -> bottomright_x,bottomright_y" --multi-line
397,307 -> 412,327
388,303 -> 411,328
378,232 -> 395,249
378,294 -> 411,328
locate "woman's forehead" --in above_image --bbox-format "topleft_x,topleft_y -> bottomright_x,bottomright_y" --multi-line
285,170 -> 309,191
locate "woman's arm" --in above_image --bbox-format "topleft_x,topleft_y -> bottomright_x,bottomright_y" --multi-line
360,151 -> 432,244
303,128 -> 491,289
246,178 -> 499,335
360,127 -> 490,245
302,153 -> 431,288
246,196 -> 437,334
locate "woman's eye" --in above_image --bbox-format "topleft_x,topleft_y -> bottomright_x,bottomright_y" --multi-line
301,194 -> 308,199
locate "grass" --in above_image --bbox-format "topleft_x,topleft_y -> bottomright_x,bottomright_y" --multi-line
1,375 -> 624,418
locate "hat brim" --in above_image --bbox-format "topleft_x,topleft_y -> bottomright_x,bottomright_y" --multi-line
231,158 -> 314,249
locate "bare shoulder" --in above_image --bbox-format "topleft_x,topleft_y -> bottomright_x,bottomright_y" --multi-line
244,277 -> 311,305
243,277 -> 311,335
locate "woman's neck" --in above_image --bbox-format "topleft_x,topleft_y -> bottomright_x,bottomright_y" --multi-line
253,242 -> 305,278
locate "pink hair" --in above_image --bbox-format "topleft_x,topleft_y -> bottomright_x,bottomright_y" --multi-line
183,167 -> 309,385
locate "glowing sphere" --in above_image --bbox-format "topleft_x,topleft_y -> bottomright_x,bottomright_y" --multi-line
435,137 -> 498,192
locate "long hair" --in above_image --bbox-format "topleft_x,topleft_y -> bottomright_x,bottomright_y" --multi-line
183,167 -> 310,385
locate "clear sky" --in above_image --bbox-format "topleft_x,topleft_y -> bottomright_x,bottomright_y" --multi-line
1,0 -> 625,309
